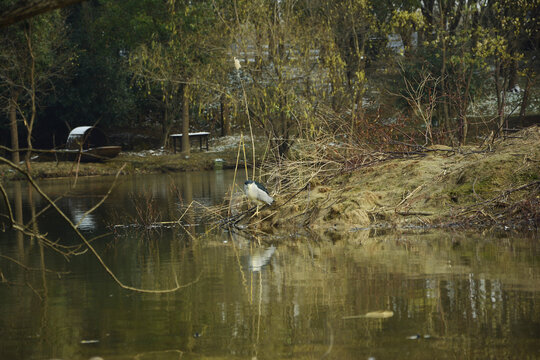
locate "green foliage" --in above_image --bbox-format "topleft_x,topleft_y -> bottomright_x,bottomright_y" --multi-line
43,1 -> 149,131
1,0 -> 537,151
0,8 -> 72,149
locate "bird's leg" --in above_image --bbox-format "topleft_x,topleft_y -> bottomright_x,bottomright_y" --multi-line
247,202 -> 258,220
249,204 -> 260,219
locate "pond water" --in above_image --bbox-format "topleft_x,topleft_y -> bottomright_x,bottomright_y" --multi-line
0,170 -> 539,360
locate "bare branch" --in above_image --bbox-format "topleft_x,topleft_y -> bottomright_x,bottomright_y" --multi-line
0,0 -> 87,28
0,157 -> 196,293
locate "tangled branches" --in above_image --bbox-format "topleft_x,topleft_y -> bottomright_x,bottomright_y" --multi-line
454,180 -> 540,229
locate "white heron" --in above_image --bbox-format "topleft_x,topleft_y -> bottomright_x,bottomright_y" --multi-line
244,180 -> 273,216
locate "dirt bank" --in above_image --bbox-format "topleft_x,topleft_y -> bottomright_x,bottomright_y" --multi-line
0,136 -> 263,180
258,126 -> 539,231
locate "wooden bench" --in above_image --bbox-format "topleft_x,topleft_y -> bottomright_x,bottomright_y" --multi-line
170,132 -> 210,153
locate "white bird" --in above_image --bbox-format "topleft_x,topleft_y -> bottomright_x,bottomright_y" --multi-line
234,57 -> 241,70
244,180 -> 273,216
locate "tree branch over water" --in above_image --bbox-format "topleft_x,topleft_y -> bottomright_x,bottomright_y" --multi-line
0,0 -> 86,28
0,156 -> 198,293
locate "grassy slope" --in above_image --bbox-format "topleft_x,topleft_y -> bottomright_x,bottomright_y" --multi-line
264,126 -> 540,230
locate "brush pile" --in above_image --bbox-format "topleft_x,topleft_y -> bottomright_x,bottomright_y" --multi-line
229,125 -> 540,232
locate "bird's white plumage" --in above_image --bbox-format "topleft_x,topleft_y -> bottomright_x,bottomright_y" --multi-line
244,181 -> 273,205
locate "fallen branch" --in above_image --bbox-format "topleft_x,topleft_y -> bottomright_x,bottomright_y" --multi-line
396,211 -> 433,216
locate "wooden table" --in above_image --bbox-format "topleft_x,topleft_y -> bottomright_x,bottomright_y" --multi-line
170,132 -> 210,153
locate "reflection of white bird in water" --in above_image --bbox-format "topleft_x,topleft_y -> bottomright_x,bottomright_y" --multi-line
244,180 -> 273,216
249,245 -> 276,272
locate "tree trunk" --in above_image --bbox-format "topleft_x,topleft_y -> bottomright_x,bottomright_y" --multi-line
439,4 -> 449,129
519,73 -> 532,126
25,23 -> 36,171
181,84 -> 190,155
460,68 -> 473,145
9,91 -> 20,164
220,94 -> 231,136
508,57 -> 518,90
420,0 -> 435,42
162,107 -> 171,148
278,92 -> 289,156
494,60 -> 508,135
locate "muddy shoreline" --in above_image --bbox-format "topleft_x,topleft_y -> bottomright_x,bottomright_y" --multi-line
0,136 -> 262,181
2,128 -> 539,231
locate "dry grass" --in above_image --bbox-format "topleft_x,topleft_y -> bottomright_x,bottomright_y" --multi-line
234,125 -> 540,232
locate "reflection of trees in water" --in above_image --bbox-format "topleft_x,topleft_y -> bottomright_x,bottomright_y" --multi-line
0,169 -> 248,358
168,231 -> 540,359
13,181 -> 24,258
1,169 -> 538,358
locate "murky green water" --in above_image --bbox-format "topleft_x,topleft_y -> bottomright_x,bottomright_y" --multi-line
0,171 -> 539,359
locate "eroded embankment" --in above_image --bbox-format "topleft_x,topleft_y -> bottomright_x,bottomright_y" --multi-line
258,126 -> 540,231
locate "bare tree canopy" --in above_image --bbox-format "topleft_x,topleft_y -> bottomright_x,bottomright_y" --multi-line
0,0 -> 86,27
